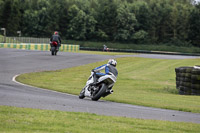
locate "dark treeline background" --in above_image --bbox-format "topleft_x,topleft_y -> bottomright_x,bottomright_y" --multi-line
0,0 -> 200,47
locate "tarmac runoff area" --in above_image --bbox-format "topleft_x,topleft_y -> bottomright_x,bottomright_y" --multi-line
0,48 -> 200,124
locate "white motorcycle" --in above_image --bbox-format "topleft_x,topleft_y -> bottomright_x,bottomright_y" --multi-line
79,72 -> 117,101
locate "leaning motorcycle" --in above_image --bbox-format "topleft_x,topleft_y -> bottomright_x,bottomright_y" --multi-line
50,41 -> 59,56
79,72 -> 117,101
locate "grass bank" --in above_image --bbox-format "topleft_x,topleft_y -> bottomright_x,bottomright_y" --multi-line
67,40 -> 200,54
79,50 -> 136,55
16,55 -> 200,113
0,106 -> 199,133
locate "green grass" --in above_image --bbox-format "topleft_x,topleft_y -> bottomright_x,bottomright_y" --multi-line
16,56 -> 200,113
0,106 -> 199,133
79,50 -> 136,55
67,40 -> 200,54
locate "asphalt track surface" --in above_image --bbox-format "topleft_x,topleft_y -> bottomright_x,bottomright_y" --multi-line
0,48 -> 200,124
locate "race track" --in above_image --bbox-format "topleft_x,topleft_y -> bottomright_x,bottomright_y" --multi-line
0,48 -> 200,123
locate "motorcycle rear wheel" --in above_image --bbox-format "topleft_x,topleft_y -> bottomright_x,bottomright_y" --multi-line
51,51 -> 54,55
91,83 -> 107,101
51,47 -> 55,55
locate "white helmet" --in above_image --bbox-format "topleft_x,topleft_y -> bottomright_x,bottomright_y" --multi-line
108,59 -> 117,66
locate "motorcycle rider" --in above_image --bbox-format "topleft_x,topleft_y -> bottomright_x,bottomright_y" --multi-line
92,59 -> 118,84
84,59 -> 118,97
50,31 -> 61,50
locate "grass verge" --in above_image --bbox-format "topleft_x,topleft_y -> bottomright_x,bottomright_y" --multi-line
79,50 -> 136,55
0,106 -> 200,133
67,40 -> 200,54
16,56 -> 200,113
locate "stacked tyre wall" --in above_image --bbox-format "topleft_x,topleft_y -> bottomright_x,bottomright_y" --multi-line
175,66 -> 200,95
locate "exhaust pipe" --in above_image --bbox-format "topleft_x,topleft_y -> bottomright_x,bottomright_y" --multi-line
103,89 -> 114,97
110,89 -> 114,94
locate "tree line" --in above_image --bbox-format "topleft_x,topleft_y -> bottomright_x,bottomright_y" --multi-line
0,0 -> 200,46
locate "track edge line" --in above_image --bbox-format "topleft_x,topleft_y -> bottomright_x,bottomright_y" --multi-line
12,74 -> 77,97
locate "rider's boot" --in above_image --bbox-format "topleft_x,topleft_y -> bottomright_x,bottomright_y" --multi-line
90,73 -> 98,86
84,87 -> 91,96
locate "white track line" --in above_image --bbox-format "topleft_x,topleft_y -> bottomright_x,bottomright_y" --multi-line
12,74 -> 77,97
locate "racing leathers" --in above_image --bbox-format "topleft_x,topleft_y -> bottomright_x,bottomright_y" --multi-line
92,63 -> 118,84
84,63 -> 118,97
50,34 -> 61,49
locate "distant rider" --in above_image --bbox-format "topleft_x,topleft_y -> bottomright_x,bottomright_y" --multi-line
50,31 -> 61,50
103,44 -> 109,52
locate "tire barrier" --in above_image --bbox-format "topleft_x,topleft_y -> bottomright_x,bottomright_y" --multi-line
0,43 -> 79,52
175,66 -> 200,95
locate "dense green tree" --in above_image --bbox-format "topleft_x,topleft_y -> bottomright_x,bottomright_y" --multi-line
67,5 -> 87,40
45,0 -> 60,36
85,11 -> 97,40
169,3 -> 178,40
22,10 -> 39,36
147,1 -> 162,43
114,2 -> 137,41
22,0 -> 50,37
57,0 -> 69,38
96,0 -> 118,41
7,0 -> 21,36
132,1 -> 150,31
0,0 -> 4,32
0,0 -> 199,46
189,3 -> 200,46
132,30 -> 148,43
0,0 -> 13,35
37,0 -> 50,37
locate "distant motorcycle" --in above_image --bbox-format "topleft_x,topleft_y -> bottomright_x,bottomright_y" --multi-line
79,72 -> 117,101
50,41 -> 59,55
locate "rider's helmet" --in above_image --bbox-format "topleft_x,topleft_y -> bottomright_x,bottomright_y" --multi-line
108,59 -> 117,67
54,31 -> 58,35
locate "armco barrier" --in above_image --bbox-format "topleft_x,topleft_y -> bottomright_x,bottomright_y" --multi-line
80,47 -> 200,56
0,43 -> 79,52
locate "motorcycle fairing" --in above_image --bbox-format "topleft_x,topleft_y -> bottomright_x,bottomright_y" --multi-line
52,41 -> 58,46
97,74 -> 116,84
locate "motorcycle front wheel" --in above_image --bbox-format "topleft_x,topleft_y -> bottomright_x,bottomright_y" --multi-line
91,83 -> 107,101
79,87 -> 85,99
